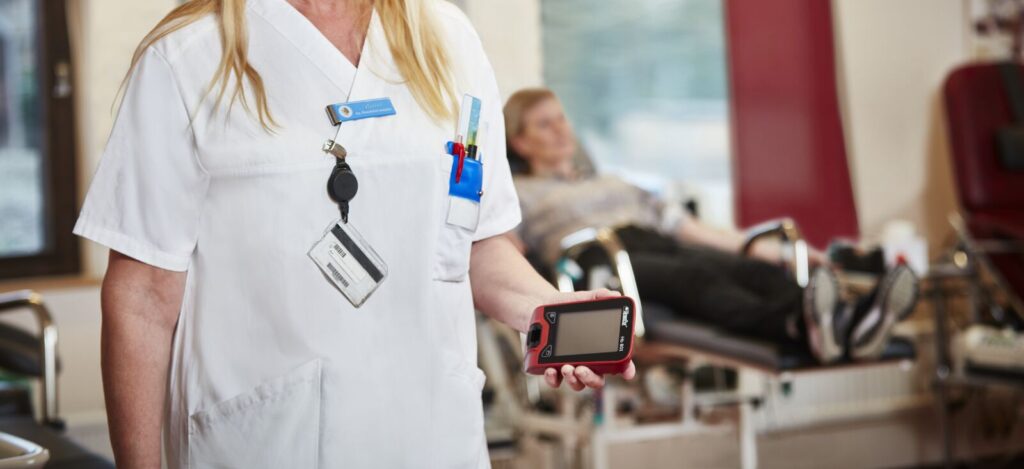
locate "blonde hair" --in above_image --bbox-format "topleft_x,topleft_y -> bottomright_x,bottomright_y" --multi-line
123,0 -> 456,130
502,87 -> 555,173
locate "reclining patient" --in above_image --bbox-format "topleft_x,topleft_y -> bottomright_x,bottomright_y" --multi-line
503,88 -> 918,364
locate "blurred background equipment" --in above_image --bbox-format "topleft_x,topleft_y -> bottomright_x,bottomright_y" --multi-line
0,290 -> 110,469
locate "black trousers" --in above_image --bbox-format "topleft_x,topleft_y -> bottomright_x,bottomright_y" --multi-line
613,226 -> 804,344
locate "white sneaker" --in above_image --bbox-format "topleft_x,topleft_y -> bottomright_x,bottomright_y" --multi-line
803,267 -> 844,363
850,264 -> 919,361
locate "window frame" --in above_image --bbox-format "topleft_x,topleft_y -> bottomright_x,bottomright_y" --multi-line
0,0 -> 80,279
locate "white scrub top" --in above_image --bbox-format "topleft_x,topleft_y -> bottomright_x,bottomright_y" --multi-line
73,1 -> 520,467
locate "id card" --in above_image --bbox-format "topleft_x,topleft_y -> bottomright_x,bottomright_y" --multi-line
308,220 -> 388,307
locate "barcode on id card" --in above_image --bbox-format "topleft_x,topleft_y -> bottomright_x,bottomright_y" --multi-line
326,263 -> 350,288
328,240 -> 368,282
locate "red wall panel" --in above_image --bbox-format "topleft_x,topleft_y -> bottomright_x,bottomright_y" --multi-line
726,0 -> 859,247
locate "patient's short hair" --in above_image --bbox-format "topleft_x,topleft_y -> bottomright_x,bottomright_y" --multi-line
503,88 -> 556,174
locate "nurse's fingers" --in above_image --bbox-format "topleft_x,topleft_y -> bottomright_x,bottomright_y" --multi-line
559,288 -> 621,304
544,368 -> 562,388
561,365 -> 585,391
544,362 -> 635,390
622,361 -> 637,381
586,288 -> 621,300
573,366 -> 605,389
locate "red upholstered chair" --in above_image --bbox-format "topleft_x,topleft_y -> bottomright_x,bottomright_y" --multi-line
943,62 -> 1024,311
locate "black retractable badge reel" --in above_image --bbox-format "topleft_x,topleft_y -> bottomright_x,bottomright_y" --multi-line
307,104 -> 390,308
323,140 -> 357,223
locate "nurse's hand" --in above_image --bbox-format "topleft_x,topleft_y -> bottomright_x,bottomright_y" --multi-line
543,361 -> 637,391
539,289 -> 638,391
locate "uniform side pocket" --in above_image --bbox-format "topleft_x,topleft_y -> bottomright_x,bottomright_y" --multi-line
188,359 -> 322,469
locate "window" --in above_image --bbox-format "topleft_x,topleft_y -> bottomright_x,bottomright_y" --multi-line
541,0 -> 733,226
0,0 -> 79,279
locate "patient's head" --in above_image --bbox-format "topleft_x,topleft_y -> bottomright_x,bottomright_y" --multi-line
504,88 -> 577,177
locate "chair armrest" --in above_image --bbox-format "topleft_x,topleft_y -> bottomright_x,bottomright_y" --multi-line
741,218 -> 811,288
973,239 -> 1024,253
0,290 -> 60,428
948,213 -> 1024,315
557,227 -> 646,338
949,212 -> 1024,254
741,217 -> 801,255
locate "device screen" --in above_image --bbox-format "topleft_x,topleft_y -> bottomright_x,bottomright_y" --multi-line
554,308 -> 622,356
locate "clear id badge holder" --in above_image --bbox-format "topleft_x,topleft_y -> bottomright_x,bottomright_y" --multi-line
309,219 -> 388,308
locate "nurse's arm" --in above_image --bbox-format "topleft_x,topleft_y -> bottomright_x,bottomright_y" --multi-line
100,250 -> 186,468
469,233 -> 570,333
469,233 -> 636,391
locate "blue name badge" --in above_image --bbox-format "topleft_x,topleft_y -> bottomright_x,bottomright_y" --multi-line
326,98 -> 397,126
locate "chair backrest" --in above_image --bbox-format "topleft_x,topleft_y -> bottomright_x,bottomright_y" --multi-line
943,62 -> 1024,213
507,138 -> 595,177
726,0 -> 859,247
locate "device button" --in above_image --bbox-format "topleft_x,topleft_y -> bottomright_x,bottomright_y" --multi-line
541,345 -> 553,358
526,324 -> 542,348
545,311 -> 557,324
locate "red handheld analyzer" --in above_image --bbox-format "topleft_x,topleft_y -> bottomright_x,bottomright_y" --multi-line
523,297 -> 636,375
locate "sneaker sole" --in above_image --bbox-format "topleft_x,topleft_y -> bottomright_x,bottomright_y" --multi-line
804,267 -> 843,363
851,265 -> 918,360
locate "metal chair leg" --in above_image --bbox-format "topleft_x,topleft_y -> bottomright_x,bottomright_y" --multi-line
0,290 -> 61,428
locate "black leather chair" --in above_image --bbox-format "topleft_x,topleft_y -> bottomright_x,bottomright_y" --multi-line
546,220 -> 917,469
550,220 -> 917,368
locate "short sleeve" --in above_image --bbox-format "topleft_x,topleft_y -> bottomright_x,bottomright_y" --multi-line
73,48 -> 210,271
470,47 -> 521,241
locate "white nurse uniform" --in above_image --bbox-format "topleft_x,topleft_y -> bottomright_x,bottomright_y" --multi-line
74,1 -> 520,467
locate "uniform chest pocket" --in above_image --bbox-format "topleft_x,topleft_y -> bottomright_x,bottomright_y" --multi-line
432,153 -> 476,282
